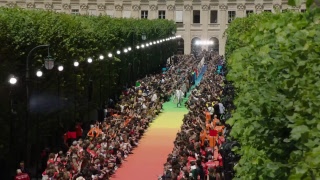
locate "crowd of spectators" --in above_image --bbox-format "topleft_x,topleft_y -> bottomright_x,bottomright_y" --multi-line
32,54 -> 205,180
161,53 -> 230,180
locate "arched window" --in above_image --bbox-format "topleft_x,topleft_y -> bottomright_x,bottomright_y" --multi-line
177,38 -> 184,55
208,37 -> 219,54
191,37 -> 202,56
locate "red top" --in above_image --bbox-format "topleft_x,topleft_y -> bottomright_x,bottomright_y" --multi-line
15,173 -> 30,180
67,131 -> 77,139
209,130 -> 218,136
76,125 -> 83,137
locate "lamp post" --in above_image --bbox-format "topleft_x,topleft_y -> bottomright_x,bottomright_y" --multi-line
98,55 -> 104,115
141,33 -> 147,77
57,65 -> 63,124
107,53 -> 113,109
8,76 -> 17,149
35,69 -> 42,178
8,76 -> 17,179
73,61 -> 79,122
25,44 -> 53,166
128,47 -> 133,86
87,58 -> 92,122
123,49 -> 130,86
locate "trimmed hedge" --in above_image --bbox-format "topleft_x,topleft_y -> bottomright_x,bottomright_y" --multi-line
0,7 -> 177,171
225,9 -> 320,179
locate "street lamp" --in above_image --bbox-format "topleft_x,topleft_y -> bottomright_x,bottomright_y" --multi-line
117,50 -> 121,55
136,45 -> 140,49
108,53 -> 113,58
56,64 -> 63,135
25,44 -> 53,166
157,40 -> 160,44
146,43 -> 149,47
8,75 -> 18,171
87,58 -> 93,63
150,42 -> 153,45
36,70 -> 43,77
9,76 -> 17,85
74,61 -> 79,67
124,49 -> 128,53
44,55 -> 55,70
128,47 -> 132,51
99,55 -> 104,60
141,44 -> 145,48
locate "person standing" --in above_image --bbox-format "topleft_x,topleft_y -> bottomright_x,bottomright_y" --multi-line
175,88 -> 184,107
218,100 -> 225,119
213,101 -> 221,119
181,82 -> 187,98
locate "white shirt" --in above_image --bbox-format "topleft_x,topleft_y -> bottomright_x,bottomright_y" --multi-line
151,93 -> 157,102
208,106 -> 214,115
175,89 -> 184,99
219,103 -> 225,114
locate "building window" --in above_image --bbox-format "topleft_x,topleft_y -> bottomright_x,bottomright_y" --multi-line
159,10 -> 166,19
246,10 -> 253,17
301,9 -> 306,13
228,11 -> 236,23
264,10 -> 272,13
71,9 -> 79,15
141,10 -> 148,19
175,10 -> 183,23
193,10 -> 200,23
210,10 -> 218,23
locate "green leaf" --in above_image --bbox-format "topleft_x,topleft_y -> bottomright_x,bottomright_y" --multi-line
288,0 -> 302,7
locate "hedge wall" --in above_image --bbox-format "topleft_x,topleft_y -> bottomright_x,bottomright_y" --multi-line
0,7 -> 177,173
225,9 -> 320,179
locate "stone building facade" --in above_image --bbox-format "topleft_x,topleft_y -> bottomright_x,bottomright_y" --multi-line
1,0 -> 306,55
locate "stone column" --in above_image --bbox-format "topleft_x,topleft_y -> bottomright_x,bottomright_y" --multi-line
131,4 -> 140,19
44,2 -> 54,12
183,4 -> 192,54
97,4 -> 106,16
79,4 -> 88,15
273,4 -> 282,13
114,4 -> 123,18
201,4 -> 210,45
149,5 -> 158,19
26,2 -> 36,10
219,4 -> 227,56
255,4 -> 264,14
61,3 -> 71,14
166,4 -> 175,20
236,4 -> 245,18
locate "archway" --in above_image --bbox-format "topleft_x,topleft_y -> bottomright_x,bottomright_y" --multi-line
208,37 -> 219,54
177,38 -> 184,55
191,37 -> 202,57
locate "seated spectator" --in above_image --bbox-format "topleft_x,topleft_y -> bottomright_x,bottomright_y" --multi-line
41,54 -> 203,179
15,169 -> 30,180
